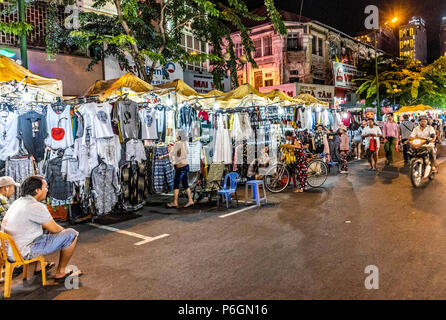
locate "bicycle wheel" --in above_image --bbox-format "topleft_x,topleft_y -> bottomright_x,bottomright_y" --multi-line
307,159 -> 328,188
264,162 -> 290,193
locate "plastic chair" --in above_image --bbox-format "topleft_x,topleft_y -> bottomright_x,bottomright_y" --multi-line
217,172 -> 240,208
0,232 -> 47,298
245,180 -> 267,207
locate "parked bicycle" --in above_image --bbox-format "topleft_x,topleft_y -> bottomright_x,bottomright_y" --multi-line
263,146 -> 328,193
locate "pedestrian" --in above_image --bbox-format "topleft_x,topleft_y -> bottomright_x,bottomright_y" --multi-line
0,176 -> 20,223
362,118 -> 382,171
1,175 -> 82,282
285,130 -> 307,193
159,129 -> 194,208
339,125 -> 349,174
399,114 -> 415,165
382,113 -> 399,166
352,122 -> 364,159
312,125 -> 327,154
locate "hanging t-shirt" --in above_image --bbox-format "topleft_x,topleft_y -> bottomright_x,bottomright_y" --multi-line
79,103 -> 114,139
125,139 -> 147,162
97,135 -> 122,169
0,111 -> 20,161
117,100 -> 139,140
138,108 -> 158,140
45,105 -> 74,150
17,110 -> 48,162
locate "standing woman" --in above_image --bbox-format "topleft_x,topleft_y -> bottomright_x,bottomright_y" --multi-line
159,129 -> 194,208
284,130 -> 307,193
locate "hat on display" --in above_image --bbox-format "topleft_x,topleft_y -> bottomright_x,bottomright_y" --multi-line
339,125 -> 347,132
0,176 -> 20,188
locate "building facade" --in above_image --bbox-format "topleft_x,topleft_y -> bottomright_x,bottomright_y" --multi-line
230,7 -> 377,104
354,25 -> 397,56
441,17 -> 446,57
399,17 -> 427,64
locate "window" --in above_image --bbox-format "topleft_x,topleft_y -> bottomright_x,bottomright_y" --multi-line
289,77 -> 300,83
290,70 -> 299,76
318,37 -> 323,56
180,33 -> 209,72
264,79 -> 273,86
313,79 -> 325,85
410,39 -> 414,47
263,36 -> 272,56
400,41 -> 403,49
287,33 -> 303,51
312,36 -> 317,54
235,43 -> 243,57
410,28 -> 413,36
254,38 -> 262,58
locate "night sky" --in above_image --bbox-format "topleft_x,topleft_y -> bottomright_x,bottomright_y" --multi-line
248,0 -> 446,63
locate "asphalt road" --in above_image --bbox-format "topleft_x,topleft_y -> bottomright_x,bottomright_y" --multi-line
6,145 -> 446,300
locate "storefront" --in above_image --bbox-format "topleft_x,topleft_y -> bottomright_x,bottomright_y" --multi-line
183,71 -> 231,94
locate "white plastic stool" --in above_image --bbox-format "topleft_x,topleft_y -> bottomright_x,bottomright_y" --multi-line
245,180 -> 267,207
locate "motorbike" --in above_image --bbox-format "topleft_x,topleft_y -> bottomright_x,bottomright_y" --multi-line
407,135 -> 436,188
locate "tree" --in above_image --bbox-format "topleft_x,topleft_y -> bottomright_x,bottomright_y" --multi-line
0,0 -> 32,39
44,0 -> 286,89
354,56 -> 446,108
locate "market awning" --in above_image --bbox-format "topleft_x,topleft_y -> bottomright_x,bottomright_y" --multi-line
84,73 -> 154,101
395,105 -> 433,115
157,79 -> 199,98
294,93 -> 329,106
0,55 -> 62,96
263,89 -> 305,105
219,84 -> 265,101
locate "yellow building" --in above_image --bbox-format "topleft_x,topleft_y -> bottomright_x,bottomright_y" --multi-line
399,17 -> 427,64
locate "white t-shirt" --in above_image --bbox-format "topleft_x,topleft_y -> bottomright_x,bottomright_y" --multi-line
362,125 -> 382,150
138,108 -> 158,140
97,135 -> 122,169
0,111 -> 20,161
1,196 -> 53,260
126,139 -> 147,162
79,103 -> 114,139
45,105 -> 74,149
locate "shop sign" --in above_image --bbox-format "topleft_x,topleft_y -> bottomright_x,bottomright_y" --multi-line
183,71 -> 231,93
296,84 -> 334,104
104,55 -> 183,85
333,62 -> 363,89
259,83 -> 297,97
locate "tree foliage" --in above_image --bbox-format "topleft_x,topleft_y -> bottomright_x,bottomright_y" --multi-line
42,0 -> 286,88
354,56 -> 446,109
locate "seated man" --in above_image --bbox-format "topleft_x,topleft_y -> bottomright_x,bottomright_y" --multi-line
0,176 -> 20,223
1,175 -> 82,282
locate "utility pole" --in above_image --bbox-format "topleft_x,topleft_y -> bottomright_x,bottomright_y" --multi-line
18,0 -> 28,69
375,29 -> 380,120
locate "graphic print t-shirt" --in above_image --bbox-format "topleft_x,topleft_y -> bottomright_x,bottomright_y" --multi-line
79,103 -> 114,139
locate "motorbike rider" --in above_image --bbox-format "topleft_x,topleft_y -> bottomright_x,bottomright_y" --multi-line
410,115 -> 437,173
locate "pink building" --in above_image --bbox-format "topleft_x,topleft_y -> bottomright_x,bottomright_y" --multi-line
230,6 -> 379,103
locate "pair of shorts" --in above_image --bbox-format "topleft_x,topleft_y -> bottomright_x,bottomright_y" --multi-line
29,228 -> 79,259
173,165 -> 190,189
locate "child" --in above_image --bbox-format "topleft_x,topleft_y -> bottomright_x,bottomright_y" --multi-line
339,125 -> 349,174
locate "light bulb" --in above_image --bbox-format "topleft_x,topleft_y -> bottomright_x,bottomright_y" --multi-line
278,107 -> 284,115
316,106 -> 321,112
213,101 -> 220,110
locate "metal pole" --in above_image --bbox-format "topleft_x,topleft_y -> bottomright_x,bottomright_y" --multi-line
18,0 -> 28,69
375,29 -> 380,120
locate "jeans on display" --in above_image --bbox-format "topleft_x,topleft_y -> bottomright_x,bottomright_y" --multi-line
5,157 -> 34,200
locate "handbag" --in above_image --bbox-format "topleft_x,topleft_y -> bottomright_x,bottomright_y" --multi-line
369,137 -> 377,151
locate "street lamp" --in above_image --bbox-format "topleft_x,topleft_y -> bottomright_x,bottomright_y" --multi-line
386,84 -> 402,105
376,17 -> 398,120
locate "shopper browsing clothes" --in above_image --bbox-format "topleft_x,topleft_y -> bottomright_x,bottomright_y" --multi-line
339,126 -> 349,174
247,146 -> 270,181
362,118 -> 382,171
0,176 -> 20,223
1,176 -> 81,282
159,129 -> 194,208
382,113 -> 399,166
284,130 -> 307,193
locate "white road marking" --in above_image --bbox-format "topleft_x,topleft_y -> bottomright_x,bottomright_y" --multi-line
219,205 -> 258,218
88,223 -> 169,246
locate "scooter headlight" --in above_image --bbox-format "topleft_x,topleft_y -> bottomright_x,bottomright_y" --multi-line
412,139 -> 422,145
